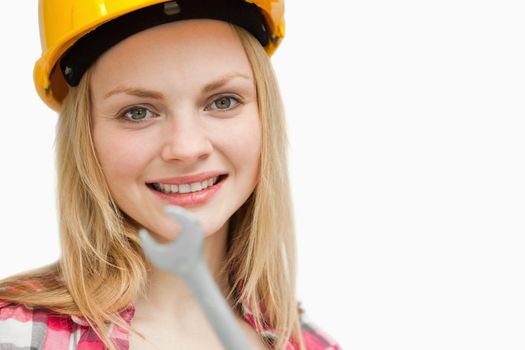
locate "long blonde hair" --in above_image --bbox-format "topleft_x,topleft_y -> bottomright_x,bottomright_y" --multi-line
0,25 -> 303,350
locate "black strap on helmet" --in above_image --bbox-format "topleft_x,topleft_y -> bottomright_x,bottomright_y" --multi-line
60,0 -> 270,86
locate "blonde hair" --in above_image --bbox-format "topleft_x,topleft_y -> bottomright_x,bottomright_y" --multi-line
0,25 -> 304,350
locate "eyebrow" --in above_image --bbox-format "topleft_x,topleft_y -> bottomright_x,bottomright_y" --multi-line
103,72 -> 252,100
202,72 -> 251,93
104,86 -> 164,100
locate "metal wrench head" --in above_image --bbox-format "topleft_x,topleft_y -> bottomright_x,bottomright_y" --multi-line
139,205 -> 204,275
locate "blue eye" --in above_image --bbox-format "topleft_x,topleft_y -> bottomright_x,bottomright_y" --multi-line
120,106 -> 155,121
208,96 -> 240,111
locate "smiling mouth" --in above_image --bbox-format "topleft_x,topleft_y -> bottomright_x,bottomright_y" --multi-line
147,175 -> 227,195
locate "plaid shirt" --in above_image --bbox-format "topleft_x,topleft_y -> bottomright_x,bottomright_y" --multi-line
0,300 -> 340,349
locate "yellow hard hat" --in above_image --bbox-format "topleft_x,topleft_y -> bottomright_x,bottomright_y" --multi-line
34,0 -> 285,111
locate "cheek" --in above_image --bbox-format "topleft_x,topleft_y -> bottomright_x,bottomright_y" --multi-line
93,126 -> 155,184
221,114 -> 261,177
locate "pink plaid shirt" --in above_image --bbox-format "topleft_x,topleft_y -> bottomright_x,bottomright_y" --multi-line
0,300 -> 340,349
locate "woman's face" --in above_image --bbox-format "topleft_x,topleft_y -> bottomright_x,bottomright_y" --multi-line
90,20 -> 261,241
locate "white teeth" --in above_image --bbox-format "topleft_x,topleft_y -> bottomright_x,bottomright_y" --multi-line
152,175 -> 222,194
190,182 -> 202,192
178,184 -> 191,194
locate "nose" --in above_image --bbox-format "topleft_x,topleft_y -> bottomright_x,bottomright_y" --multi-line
160,114 -> 213,163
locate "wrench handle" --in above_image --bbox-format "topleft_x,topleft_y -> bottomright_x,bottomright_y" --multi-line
182,259 -> 252,350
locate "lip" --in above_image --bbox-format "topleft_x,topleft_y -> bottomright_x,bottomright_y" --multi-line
148,171 -> 227,185
147,174 -> 228,207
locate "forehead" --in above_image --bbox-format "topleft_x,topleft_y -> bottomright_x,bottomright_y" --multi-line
90,19 -> 253,94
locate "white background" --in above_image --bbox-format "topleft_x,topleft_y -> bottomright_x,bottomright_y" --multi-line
1,1 -> 525,349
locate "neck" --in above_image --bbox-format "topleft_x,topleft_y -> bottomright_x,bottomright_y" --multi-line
134,220 -> 230,319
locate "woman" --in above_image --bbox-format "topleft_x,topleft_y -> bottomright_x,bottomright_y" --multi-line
0,0 -> 340,349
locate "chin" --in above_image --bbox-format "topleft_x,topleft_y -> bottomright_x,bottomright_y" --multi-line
200,216 -> 230,238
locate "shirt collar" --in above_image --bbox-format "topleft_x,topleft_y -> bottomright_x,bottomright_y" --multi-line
70,303 -> 136,327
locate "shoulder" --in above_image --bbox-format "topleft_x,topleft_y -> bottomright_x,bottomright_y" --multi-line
0,300 -> 78,349
241,302 -> 342,350
0,300 -> 47,347
299,312 -> 342,350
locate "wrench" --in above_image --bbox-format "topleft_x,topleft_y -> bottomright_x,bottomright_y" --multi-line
138,205 -> 252,349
